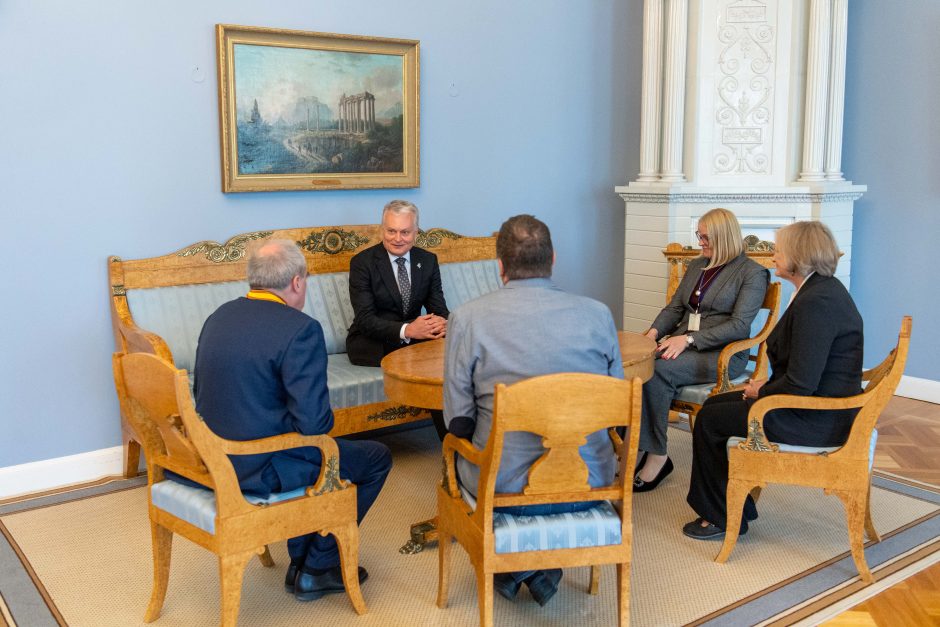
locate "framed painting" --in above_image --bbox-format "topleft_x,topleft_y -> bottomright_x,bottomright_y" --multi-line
216,24 -> 419,192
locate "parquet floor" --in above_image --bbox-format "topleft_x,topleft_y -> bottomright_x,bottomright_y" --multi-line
824,396 -> 940,626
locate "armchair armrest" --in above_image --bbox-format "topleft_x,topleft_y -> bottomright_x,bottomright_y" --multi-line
713,329 -> 773,395
741,391 -> 870,452
219,433 -> 346,496
441,433 -> 484,497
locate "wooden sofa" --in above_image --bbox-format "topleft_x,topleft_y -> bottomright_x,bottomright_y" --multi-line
110,225 -> 499,478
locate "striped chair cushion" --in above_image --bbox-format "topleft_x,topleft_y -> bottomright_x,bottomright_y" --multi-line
727,429 -> 878,470
460,488 -> 622,554
150,480 -> 308,534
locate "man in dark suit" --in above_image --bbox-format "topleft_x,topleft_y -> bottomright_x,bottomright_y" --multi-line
346,200 -> 449,367
193,239 -> 392,602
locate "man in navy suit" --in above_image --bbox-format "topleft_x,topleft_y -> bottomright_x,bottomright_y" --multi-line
346,200 -> 449,367
193,239 -> 392,602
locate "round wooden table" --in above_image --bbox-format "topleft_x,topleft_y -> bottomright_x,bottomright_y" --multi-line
382,331 -> 657,554
382,330 -> 657,411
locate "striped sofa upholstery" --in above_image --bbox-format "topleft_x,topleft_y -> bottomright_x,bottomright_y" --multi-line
126,259 -> 501,411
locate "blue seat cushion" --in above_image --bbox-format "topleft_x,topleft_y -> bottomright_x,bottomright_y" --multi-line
675,375 -> 748,406
459,488 -> 622,554
727,429 -> 878,470
326,353 -> 386,409
150,479 -> 308,534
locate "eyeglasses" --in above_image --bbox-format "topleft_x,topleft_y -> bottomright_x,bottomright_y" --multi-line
695,231 -> 710,244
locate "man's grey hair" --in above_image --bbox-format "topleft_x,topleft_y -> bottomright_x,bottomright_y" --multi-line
247,239 -> 307,290
382,199 -> 419,227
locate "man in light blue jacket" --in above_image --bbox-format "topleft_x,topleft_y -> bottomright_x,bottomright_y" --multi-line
443,214 -> 624,607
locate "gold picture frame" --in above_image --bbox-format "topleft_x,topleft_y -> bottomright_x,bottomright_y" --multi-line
216,24 -> 419,193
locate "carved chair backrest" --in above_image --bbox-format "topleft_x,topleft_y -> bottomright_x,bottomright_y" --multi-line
663,236 -> 776,302
839,316 -> 911,459
746,281 -> 781,380
115,353 -> 246,508
477,374 -> 642,516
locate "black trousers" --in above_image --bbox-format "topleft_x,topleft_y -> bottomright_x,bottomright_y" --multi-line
686,392 -> 761,531
686,391 -> 854,531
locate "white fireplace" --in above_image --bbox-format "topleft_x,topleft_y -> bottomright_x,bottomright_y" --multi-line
617,0 -> 865,333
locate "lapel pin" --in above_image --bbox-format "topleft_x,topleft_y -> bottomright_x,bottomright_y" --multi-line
417,262 -> 422,269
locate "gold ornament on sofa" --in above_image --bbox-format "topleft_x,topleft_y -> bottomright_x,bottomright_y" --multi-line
297,228 -> 370,255
176,231 -> 273,263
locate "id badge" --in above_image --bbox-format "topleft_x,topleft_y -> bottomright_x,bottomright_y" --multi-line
688,312 -> 701,332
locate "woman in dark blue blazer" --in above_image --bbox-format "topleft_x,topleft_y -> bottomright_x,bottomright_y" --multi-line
684,221 -> 864,540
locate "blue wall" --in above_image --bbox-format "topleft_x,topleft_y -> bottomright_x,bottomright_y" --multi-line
843,1 -> 939,380
2,1 -> 936,469
0,1 -> 641,466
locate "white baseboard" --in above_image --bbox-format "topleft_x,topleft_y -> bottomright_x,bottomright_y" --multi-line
0,446 -> 128,500
896,375 -> 940,404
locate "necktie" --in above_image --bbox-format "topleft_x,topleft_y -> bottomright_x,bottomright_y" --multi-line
396,256 -> 411,313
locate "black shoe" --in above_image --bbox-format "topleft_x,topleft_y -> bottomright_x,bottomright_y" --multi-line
285,562 -> 301,593
682,518 -> 748,541
494,573 -> 522,601
525,569 -> 562,607
633,456 -> 673,493
293,565 -> 368,602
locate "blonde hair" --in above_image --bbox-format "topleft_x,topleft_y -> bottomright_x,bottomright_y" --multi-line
775,221 -> 840,277
698,208 -> 744,268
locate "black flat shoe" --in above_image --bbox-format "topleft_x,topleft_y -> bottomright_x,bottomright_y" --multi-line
294,565 -> 368,602
682,518 -> 748,541
525,569 -> 562,606
493,573 -> 522,601
633,456 -> 673,493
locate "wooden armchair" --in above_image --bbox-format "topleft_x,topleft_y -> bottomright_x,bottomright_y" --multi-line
662,241 -> 781,424
716,316 -> 913,583
113,352 -> 366,626
436,373 -> 642,627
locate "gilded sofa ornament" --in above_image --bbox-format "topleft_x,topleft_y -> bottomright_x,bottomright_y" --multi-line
366,405 -> 424,423
297,228 -> 371,255
416,228 -> 461,249
112,284 -> 127,296
177,231 -> 274,263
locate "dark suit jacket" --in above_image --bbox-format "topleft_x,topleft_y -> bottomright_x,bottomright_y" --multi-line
192,297 -> 334,496
346,243 -> 449,366
759,273 -> 864,446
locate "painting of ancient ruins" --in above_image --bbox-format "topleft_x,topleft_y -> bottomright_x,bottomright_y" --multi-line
217,25 -> 419,192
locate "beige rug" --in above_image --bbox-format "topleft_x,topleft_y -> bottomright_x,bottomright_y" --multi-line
2,426 -> 939,626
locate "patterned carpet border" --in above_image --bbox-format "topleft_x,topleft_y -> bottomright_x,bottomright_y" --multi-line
1,464 -> 939,626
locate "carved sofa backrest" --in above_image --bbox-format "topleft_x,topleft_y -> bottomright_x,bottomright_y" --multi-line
109,225 -> 499,473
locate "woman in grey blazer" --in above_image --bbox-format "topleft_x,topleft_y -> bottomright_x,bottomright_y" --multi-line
634,208 -> 769,492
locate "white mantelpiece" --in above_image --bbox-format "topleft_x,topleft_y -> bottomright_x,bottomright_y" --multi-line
617,0 -> 865,333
